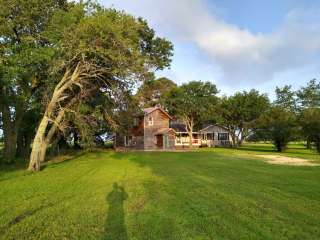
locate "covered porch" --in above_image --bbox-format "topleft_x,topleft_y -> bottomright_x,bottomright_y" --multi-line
174,132 -> 201,147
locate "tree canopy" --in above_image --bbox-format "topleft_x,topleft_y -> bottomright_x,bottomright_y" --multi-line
218,90 -> 270,147
135,77 -> 176,107
164,81 -> 218,147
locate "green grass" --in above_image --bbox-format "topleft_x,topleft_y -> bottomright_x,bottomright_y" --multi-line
0,144 -> 320,239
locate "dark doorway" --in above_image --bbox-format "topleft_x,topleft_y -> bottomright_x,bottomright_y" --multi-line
156,135 -> 163,148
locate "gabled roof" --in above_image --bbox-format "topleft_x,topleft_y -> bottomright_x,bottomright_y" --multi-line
143,106 -> 173,120
199,124 -> 229,132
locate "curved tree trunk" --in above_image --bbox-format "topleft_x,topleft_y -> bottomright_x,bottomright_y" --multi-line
28,65 -> 80,171
28,116 -> 49,171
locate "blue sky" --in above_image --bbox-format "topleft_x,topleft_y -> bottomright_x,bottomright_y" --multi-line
104,0 -> 320,99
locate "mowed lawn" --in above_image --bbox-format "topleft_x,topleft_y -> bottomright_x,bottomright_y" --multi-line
0,144 -> 320,240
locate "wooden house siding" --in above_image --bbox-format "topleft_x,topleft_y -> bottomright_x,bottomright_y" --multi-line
200,125 -> 231,147
115,107 -> 175,150
144,110 -> 170,149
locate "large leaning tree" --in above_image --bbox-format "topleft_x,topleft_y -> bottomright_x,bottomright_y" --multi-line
164,81 -> 218,148
28,4 -> 173,171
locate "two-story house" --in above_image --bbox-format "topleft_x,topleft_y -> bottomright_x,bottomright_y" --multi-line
115,106 -> 176,150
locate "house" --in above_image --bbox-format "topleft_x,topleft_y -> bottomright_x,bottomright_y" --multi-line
171,123 -> 231,148
115,106 -> 176,150
199,125 -> 231,147
115,106 -> 231,150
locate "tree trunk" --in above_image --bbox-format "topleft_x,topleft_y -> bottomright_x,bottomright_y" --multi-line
238,135 -> 245,147
28,116 -> 50,171
16,132 -> 32,159
3,131 -> 17,163
1,104 -> 17,163
28,64 -> 81,171
230,133 -> 237,148
185,116 -> 194,149
306,137 -> 311,149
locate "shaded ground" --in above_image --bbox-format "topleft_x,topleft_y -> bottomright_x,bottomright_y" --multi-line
0,143 -> 319,239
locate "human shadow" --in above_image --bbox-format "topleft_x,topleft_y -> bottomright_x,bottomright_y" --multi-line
104,183 -> 128,240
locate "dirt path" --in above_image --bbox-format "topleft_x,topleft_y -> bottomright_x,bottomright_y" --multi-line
255,155 -> 319,166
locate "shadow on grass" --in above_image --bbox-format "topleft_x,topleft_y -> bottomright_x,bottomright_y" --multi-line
104,183 -> 128,240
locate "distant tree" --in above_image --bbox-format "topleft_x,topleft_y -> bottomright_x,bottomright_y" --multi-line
136,77 -> 176,107
274,85 -> 297,112
28,5 -> 173,171
258,106 -> 297,152
165,81 -> 218,148
296,79 -> 320,148
296,79 -> 320,109
299,108 -> 320,153
218,90 -> 270,147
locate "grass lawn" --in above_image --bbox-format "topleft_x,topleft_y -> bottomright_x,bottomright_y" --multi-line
0,143 -> 320,239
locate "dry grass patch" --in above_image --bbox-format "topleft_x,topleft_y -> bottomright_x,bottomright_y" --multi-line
256,155 -> 320,166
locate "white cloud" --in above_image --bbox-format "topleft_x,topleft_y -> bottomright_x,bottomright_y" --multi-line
104,0 -> 320,86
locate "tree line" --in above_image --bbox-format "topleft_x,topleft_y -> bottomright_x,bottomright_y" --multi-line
136,77 -> 320,152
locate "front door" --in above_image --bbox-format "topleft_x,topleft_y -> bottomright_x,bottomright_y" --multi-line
156,135 -> 163,148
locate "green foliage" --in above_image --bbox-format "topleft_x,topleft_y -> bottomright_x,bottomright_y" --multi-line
136,77 -> 177,107
274,85 -> 297,112
299,108 -> 320,153
165,81 -> 218,124
51,7 -> 173,144
0,0 -> 70,161
0,144 -> 319,239
258,106 -> 297,152
297,79 -> 320,108
218,90 -> 270,146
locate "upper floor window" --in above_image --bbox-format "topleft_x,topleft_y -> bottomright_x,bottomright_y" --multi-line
133,118 -> 139,127
148,117 -> 153,126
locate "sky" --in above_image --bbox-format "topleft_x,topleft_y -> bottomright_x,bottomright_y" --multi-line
103,0 -> 320,99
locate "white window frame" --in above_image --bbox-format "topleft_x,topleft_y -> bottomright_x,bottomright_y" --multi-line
148,117 -> 154,126
124,136 -> 133,146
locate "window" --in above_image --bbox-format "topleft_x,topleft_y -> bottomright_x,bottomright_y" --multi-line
207,132 -> 214,140
148,117 -> 153,126
218,133 -> 229,141
133,118 -> 139,127
124,136 -> 133,146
